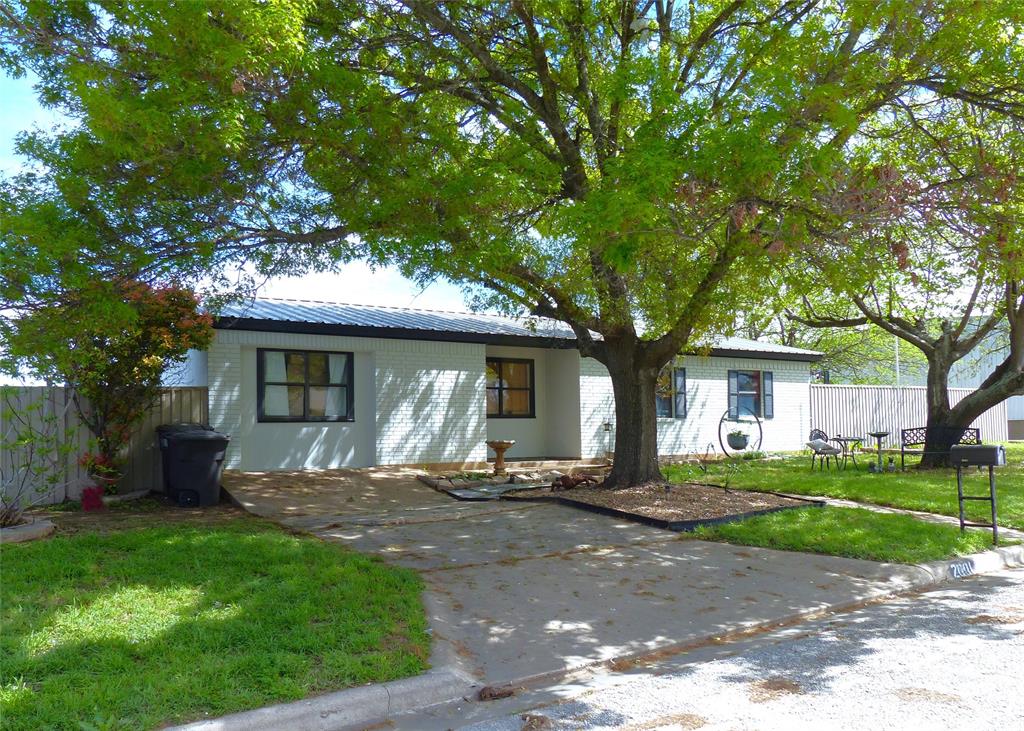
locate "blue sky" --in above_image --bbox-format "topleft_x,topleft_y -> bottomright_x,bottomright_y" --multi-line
1,72 -> 472,312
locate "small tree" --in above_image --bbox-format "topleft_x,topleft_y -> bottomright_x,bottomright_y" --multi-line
2,280 -> 213,487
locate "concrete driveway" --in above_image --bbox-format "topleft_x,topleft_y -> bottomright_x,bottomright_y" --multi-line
224,469 -> 935,687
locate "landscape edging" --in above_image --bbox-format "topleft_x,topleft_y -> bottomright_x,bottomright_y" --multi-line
0,518 -> 56,544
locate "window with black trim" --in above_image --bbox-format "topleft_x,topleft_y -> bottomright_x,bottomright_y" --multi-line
486,358 -> 535,418
258,349 -> 354,422
727,370 -> 773,419
655,366 -> 687,419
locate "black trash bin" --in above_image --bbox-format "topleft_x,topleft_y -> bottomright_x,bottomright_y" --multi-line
156,424 -> 212,495
156,424 -> 230,507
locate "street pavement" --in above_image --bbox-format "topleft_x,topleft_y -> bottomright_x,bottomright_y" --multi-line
397,568 -> 1024,730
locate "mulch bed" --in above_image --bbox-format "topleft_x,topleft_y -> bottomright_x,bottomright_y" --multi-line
505,481 -> 822,531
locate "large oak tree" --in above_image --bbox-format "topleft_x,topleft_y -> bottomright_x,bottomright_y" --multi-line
3,1 -> 1023,485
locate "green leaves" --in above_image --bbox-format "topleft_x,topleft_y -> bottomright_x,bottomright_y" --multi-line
2,0 -> 1022,351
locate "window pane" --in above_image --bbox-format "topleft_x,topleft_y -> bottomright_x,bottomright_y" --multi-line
284,352 -> 306,383
655,394 -> 672,418
264,351 -> 287,381
736,371 -> 760,393
328,353 -> 349,384
264,385 -> 304,417
504,389 -> 531,415
502,361 -> 531,388
486,362 -> 501,388
738,393 -> 760,418
655,367 -> 673,398
310,386 -> 346,418
308,353 -> 330,385
486,388 -> 500,415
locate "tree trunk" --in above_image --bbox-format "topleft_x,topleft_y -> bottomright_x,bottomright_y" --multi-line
601,341 -> 664,488
919,354 -> 954,468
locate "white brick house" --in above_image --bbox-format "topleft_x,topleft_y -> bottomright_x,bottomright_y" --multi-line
179,298 -> 821,470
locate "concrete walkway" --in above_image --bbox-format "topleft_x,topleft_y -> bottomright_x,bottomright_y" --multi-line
225,469 -> 945,688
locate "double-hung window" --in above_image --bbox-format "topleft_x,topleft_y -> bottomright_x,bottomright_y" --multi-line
486,358 -> 535,418
727,370 -> 773,419
655,366 -> 687,419
258,349 -> 354,422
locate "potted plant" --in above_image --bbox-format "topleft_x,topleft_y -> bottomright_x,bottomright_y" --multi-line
726,429 -> 749,450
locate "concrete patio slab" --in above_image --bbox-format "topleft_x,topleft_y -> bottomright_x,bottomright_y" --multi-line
222,466 -> 450,518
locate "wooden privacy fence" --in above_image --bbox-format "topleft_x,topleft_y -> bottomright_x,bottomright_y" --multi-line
1,386 -> 208,505
810,384 -> 1008,448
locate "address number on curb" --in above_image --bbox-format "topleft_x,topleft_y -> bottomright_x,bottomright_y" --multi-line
949,560 -> 975,579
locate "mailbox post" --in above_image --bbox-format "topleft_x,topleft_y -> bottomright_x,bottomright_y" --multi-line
950,444 -> 1005,545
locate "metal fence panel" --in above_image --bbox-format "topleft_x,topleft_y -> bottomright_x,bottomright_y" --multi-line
809,385 -> 1008,448
1,387 -> 208,505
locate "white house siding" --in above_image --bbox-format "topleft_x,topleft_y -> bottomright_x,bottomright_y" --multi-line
579,357 -> 616,459
375,340 -> 486,466
545,349 -> 583,458
578,354 -> 811,458
207,330 -> 486,470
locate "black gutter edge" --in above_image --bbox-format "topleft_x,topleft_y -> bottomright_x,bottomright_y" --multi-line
213,317 -> 823,362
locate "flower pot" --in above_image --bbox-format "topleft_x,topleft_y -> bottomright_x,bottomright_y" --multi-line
727,433 -> 749,450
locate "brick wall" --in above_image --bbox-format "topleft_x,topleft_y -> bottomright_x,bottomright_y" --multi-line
207,330 -> 486,470
206,328 -> 814,469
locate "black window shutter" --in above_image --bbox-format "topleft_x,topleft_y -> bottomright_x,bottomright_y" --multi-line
763,371 -> 774,418
727,370 -> 739,419
673,368 -> 687,419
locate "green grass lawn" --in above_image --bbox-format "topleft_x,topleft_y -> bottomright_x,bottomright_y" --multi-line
1,509 -> 430,731
665,443 -> 1024,530
691,505 -> 999,564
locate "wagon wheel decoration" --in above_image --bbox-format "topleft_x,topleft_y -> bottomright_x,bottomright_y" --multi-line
717,407 -> 763,457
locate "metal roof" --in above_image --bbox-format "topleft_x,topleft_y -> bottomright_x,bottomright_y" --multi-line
692,336 -> 824,360
215,298 -> 822,361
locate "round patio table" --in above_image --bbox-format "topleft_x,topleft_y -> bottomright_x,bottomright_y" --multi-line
831,436 -> 862,470
867,431 -> 890,472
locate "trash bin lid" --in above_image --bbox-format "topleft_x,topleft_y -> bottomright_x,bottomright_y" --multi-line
157,423 -> 212,435
171,430 -> 230,442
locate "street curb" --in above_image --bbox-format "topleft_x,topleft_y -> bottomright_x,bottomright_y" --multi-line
169,666 -> 476,731
913,543 -> 1024,582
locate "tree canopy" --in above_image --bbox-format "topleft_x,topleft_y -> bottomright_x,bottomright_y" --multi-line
3,1 -> 1023,483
